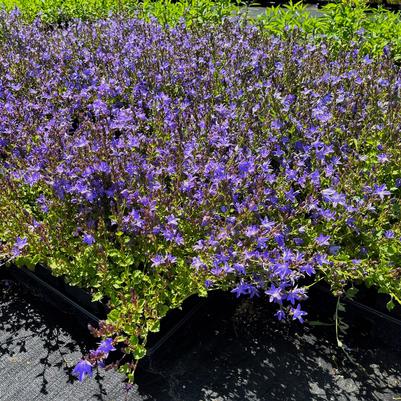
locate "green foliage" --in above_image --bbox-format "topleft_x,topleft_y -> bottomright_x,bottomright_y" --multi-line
0,0 -> 238,25
255,0 -> 401,60
137,0 -> 237,26
3,0 -> 401,60
251,1 -> 321,36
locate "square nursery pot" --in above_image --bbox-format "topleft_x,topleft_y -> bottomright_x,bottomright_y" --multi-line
5,265 -> 401,364
5,264 -> 206,359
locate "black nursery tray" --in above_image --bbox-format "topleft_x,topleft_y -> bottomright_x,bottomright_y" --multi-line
1,268 -> 401,400
7,265 -> 104,325
4,265 -> 205,358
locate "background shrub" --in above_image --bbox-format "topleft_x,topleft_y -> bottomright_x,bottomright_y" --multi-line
0,0 -> 238,25
255,0 -> 401,61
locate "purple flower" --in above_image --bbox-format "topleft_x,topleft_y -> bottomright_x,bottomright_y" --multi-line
239,160 -> 254,175
384,230 -> 395,239
245,225 -> 259,237
377,153 -> 389,163
83,234 -> 95,245
173,233 -> 184,245
166,214 -> 179,226
261,217 -> 275,230
97,338 -> 116,354
363,54 -> 373,64
300,264 -> 315,276
75,136 -> 89,148
73,360 -> 93,382
165,254 -> 177,264
293,237 -> 304,246
312,106 -> 332,123
24,171 -> 41,186
315,253 -> 329,266
233,263 -> 246,274
373,184 -> 391,200
204,280 -> 214,289
191,256 -> 205,270
275,309 -> 286,321
12,237 -> 28,256
282,94 -> 296,111
286,288 -> 305,305
15,237 -> 28,249
271,119 -> 283,130
151,254 -> 165,267
123,209 -> 144,230
231,283 -> 247,297
322,188 -> 346,207
319,209 -> 335,221
37,194 -> 49,213
95,161 -> 111,174
274,234 -> 285,247
265,284 -> 285,304
291,304 -> 307,323
329,245 -> 341,255
275,262 -> 292,279
315,234 -> 331,246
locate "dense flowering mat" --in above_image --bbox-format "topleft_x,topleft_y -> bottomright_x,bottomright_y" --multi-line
1,13 -> 401,380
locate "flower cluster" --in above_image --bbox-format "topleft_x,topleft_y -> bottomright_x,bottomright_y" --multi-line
73,338 -> 116,381
1,13 -> 401,380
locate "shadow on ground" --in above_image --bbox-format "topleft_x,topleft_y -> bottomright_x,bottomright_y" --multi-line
137,292 -> 401,401
0,273 -> 401,401
0,277 -> 131,401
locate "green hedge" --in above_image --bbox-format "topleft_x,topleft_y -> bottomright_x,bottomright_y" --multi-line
254,0 -> 401,60
0,0 -> 238,25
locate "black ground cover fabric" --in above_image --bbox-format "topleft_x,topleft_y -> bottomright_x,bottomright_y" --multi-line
0,273 -> 400,401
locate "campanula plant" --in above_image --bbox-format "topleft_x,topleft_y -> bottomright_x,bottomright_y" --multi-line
1,13 -> 401,382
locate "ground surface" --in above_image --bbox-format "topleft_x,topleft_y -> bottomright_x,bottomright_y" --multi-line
0,275 -> 401,401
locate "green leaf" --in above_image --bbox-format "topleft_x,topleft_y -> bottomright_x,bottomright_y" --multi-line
345,287 -> 359,299
92,292 -> 103,302
309,320 -> 334,326
107,248 -> 121,259
129,335 -> 139,346
108,309 -> 120,322
386,299 -> 395,311
133,344 -> 147,359
157,304 -> 169,316
148,319 -> 160,333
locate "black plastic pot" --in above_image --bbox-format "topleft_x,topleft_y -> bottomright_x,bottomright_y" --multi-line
7,265 -> 104,325
312,282 -> 401,322
4,264 -> 205,358
6,263 -> 401,363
